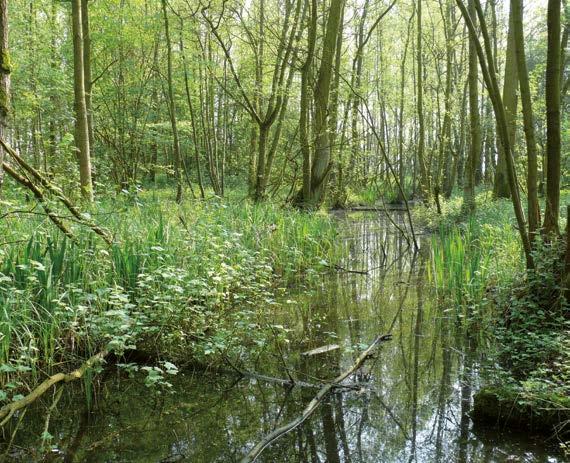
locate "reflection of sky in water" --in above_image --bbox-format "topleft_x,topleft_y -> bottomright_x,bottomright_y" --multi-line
3,212 -> 564,462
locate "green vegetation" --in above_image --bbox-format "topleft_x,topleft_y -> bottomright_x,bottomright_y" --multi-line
0,0 -> 569,459
0,190 -> 338,401
426,191 -> 570,438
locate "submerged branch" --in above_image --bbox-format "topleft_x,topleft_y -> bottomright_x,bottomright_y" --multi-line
240,334 -> 391,463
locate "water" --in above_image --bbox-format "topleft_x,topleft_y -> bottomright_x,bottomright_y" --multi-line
2,212 -> 564,462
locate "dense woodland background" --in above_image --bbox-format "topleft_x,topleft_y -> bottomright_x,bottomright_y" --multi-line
2,0 -> 568,212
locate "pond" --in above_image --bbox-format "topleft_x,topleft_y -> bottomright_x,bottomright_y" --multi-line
2,212 -> 564,462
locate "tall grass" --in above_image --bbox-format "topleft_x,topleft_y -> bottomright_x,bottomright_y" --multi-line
426,193 -> 524,317
429,219 -> 490,308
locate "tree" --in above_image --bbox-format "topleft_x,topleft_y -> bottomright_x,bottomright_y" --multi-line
511,0 -> 541,239
300,0 -> 317,204
161,0 -> 183,203
543,0 -> 562,235
302,0 -> 344,207
462,0 -> 480,213
71,0 -> 93,202
416,0 -> 429,202
455,0 -> 534,268
203,0 -> 302,202
81,0 -> 94,147
493,5 -> 517,200
0,0 -> 9,191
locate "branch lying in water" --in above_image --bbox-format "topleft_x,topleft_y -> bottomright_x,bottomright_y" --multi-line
240,334 -> 392,463
0,351 -> 108,427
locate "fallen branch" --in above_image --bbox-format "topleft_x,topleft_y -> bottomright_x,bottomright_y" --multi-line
0,350 -> 108,427
326,263 -> 369,275
2,163 -> 77,242
1,138 -> 114,245
240,334 -> 391,463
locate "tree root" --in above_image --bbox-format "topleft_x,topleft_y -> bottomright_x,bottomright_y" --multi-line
240,334 -> 391,463
0,350 -> 108,427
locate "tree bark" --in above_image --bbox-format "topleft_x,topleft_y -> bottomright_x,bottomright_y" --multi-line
440,0 -> 455,199
463,0 -> 480,213
493,6 -> 517,199
511,0 -> 541,239
0,0 -> 9,191
307,0 -> 344,207
180,24 -> 205,199
543,0 -> 562,235
81,0 -> 94,148
416,0 -> 429,202
161,0 -> 183,203
455,0 -> 534,268
71,0 -> 93,202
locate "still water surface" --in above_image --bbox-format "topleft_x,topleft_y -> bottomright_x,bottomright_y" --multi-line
4,212 -> 563,462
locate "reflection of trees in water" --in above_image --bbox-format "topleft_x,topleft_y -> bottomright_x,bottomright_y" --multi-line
407,247 -> 426,463
8,213 -> 561,462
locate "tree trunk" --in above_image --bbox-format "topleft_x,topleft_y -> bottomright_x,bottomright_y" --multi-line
440,0 -> 454,200
493,6 -> 517,199
161,0 -> 183,203
511,0 -> 541,240
180,25 -> 205,199
416,0 -> 429,202
307,0 -> 344,207
564,204 -> 570,302
463,0 -> 480,213
0,0 -> 9,191
71,0 -> 93,202
398,11 -> 414,200
81,0 -> 94,148
455,0 -> 534,269
543,0 -> 562,235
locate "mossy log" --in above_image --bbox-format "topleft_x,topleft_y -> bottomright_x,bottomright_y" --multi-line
472,387 -> 570,437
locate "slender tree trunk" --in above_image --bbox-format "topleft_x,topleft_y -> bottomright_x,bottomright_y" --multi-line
148,37 -> 159,184
299,0 -> 323,205
81,0 -> 94,148
308,0 -> 344,207
0,0 -> 9,191
511,0 -> 541,239
455,0 -> 534,268
161,0 -> 183,203
180,25 -> 205,199
494,6 -> 517,199
328,1 -> 344,204
71,0 -> 93,202
349,1 -> 369,203
416,0 -> 429,202
440,0 -> 454,199
398,12 -> 414,201
249,126 -> 258,197
463,0 -> 480,213
544,0 -> 562,235
563,204 -> 570,302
